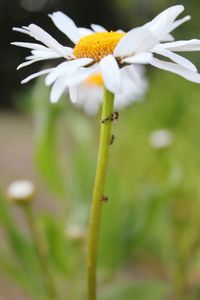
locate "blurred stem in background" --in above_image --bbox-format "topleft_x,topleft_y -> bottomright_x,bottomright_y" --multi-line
87,88 -> 115,300
22,203 -> 57,300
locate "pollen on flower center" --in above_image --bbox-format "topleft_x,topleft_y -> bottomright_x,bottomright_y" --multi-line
84,73 -> 104,87
73,32 -> 125,61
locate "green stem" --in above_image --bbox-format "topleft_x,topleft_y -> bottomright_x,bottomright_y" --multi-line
87,88 -> 115,300
23,204 -> 57,300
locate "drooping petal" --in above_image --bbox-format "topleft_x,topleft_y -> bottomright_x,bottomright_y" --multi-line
62,64 -> 99,86
45,58 -> 93,86
50,76 -> 68,103
159,39 -> 200,52
49,11 -> 82,43
69,86 -> 78,103
100,55 -> 121,93
21,68 -> 54,84
150,58 -> 200,83
114,27 -> 158,57
45,62 -> 70,86
50,65 -> 98,102
152,47 -> 197,71
122,53 -> 153,64
91,24 -> 107,32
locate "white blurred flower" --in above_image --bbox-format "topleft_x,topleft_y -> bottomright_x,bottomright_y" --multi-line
74,67 -> 147,115
149,129 -> 174,149
7,180 -> 35,203
65,224 -> 86,242
12,5 -> 200,106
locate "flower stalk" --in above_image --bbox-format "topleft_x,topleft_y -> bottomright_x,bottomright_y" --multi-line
87,88 -> 115,300
22,204 -> 57,300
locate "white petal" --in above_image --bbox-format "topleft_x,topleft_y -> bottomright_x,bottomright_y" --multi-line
78,27 -> 93,36
11,42 -> 47,50
115,65 -> 147,108
12,41 -> 73,58
122,64 -> 144,85
21,68 -> 54,84
91,24 -> 107,32
69,86 -> 78,103
27,24 -> 67,57
159,39 -> 200,52
64,47 -> 74,56
30,49 -> 62,59
160,33 -> 174,42
45,62 -> 69,86
144,5 -> 185,38
50,77 -> 68,103
122,53 -> 153,64
30,47 -> 72,58
150,58 -> 200,83
17,58 -> 46,70
63,65 -> 99,86
117,29 -> 125,33
170,15 -> 191,32
114,27 -> 158,57
13,27 -> 29,34
45,58 -> 93,86
152,47 -> 197,71
100,55 -> 121,93
50,65 -> 99,102
49,11 -> 82,44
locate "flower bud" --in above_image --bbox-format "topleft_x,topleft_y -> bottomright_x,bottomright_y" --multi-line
65,224 -> 86,243
7,180 -> 35,204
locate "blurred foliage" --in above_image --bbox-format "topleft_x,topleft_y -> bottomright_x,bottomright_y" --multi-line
101,280 -> 169,300
1,0 -> 200,299
2,67 -> 200,299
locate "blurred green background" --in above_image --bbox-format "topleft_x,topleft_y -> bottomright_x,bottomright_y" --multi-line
1,0 -> 200,299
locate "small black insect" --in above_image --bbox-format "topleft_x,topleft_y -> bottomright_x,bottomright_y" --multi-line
101,112 -> 119,124
110,134 -> 115,145
101,195 -> 109,203
110,111 -> 119,122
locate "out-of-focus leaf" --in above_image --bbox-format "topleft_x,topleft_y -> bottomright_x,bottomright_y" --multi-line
41,215 -> 69,274
100,280 -> 169,300
0,191 -> 46,297
0,249 -> 47,299
31,78 -> 66,199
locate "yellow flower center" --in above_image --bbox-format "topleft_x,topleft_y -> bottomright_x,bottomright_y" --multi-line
73,32 -> 125,61
84,73 -> 104,87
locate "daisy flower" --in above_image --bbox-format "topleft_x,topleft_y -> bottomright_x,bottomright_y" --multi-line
12,5 -> 200,105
